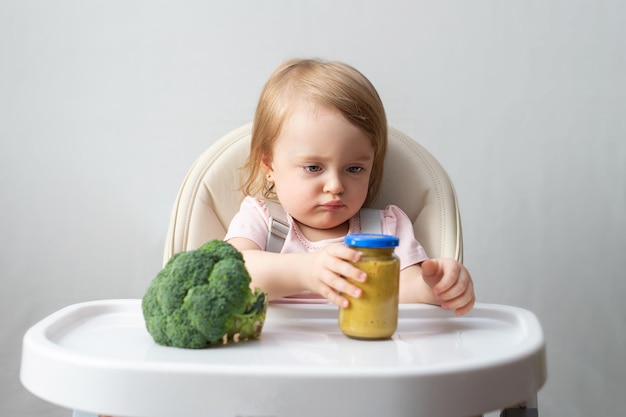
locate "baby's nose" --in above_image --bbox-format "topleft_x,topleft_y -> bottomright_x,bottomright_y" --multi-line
323,172 -> 344,194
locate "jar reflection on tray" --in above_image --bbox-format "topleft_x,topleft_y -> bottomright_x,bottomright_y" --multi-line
339,234 -> 400,340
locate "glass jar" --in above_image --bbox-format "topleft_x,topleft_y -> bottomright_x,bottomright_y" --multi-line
339,233 -> 400,340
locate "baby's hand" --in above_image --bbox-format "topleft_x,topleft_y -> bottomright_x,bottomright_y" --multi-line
305,244 -> 366,307
421,259 -> 475,316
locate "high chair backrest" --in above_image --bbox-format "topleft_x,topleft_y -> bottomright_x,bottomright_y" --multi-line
163,123 -> 463,265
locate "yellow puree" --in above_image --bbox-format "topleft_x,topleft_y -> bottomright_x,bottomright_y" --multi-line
339,248 -> 400,339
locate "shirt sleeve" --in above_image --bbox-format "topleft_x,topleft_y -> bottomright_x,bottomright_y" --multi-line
381,205 -> 429,270
224,197 -> 271,250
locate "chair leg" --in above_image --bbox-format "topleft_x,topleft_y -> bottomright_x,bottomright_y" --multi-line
500,407 -> 538,417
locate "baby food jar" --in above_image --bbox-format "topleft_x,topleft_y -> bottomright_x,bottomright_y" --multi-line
339,233 -> 400,340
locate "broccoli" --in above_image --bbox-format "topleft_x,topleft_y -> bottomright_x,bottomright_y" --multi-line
142,240 -> 267,348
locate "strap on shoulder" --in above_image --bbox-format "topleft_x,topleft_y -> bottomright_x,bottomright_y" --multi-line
359,207 -> 382,234
264,200 -> 290,253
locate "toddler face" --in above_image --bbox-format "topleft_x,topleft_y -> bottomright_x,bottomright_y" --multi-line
265,104 -> 374,240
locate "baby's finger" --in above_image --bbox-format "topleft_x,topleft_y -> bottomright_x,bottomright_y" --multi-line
316,276 -> 360,308
326,243 -> 362,263
421,259 -> 442,288
439,279 -> 474,314
444,290 -> 476,316
431,260 -> 464,295
319,268 -> 363,298
437,275 -> 469,301
323,247 -> 366,283
319,286 -> 350,308
454,298 -> 475,316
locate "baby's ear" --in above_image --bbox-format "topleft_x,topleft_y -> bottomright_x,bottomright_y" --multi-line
260,155 -> 273,173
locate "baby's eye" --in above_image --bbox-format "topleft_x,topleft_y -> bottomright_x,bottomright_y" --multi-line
347,166 -> 365,174
304,165 -> 322,173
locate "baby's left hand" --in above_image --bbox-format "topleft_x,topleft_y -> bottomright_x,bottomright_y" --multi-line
421,259 -> 475,316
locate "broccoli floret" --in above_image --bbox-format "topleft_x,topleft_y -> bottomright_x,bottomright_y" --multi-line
142,240 -> 267,348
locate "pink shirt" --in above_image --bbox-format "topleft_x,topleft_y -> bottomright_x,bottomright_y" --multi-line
225,197 -> 428,270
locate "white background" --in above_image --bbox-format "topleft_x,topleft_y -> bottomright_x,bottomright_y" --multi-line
1,1 -> 625,416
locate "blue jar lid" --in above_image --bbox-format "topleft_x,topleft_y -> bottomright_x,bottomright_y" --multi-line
344,233 -> 399,248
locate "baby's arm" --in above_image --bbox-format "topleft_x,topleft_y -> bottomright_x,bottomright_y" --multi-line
227,237 -> 366,307
399,259 -> 475,316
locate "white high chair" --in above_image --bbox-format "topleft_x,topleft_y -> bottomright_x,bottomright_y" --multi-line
157,123 -> 543,416
18,123 -> 545,417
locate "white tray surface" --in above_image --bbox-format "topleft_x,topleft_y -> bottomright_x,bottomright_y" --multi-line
21,300 -> 546,417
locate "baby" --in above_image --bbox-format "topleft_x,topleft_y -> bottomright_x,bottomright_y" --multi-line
225,58 -> 475,315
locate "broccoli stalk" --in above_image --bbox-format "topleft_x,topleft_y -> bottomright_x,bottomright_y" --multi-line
142,240 -> 268,348
225,288 -> 266,343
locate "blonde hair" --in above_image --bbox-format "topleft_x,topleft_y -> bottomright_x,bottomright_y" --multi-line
242,58 -> 388,206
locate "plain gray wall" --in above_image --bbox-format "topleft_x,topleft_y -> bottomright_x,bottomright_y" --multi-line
2,1 -> 624,416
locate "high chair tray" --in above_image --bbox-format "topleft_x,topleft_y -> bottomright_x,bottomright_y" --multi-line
21,299 -> 546,417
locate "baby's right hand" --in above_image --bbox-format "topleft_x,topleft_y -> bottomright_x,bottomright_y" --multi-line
304,243 -> 366,307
